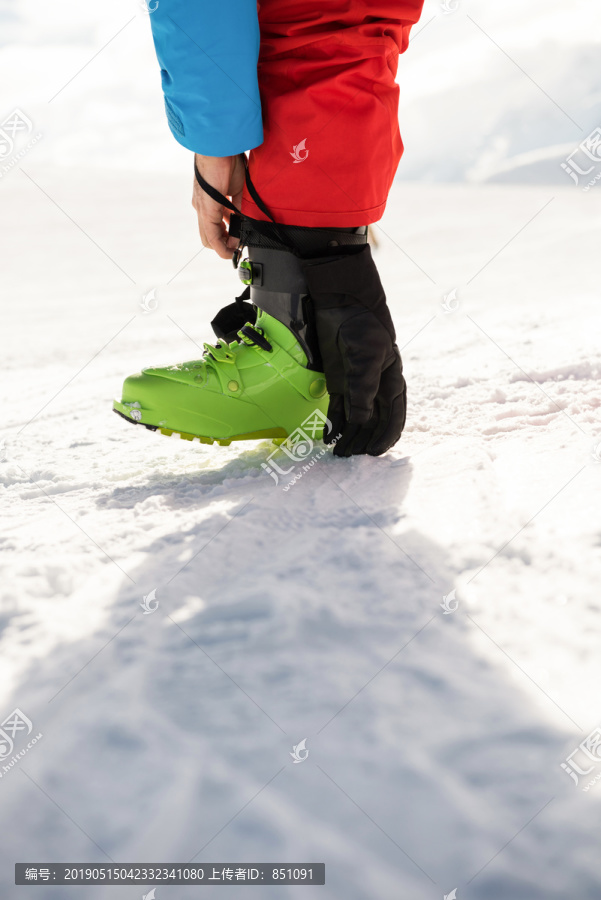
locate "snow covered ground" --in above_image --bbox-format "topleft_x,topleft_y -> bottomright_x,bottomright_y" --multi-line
2,0 -> 601,896
1,166 -> 600,898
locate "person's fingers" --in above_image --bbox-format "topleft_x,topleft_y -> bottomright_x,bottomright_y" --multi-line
202,206 -> 230,258
224,186 -> 244,253
192,158 -> 230,259
223,207 -> 239,252
194,194 -> 230,259
193,200 -> 231,259
192,153 -> 247,259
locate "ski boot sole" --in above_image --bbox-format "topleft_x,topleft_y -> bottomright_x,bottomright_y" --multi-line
113,407 -> 287,447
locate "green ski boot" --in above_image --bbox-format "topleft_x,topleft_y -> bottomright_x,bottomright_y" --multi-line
113,220 -> 367,446
113,306 -> 329,445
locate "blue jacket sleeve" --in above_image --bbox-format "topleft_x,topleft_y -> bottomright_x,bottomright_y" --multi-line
148,0 -> 263,156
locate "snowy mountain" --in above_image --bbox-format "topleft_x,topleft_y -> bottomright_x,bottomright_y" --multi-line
397,2 -> 601,184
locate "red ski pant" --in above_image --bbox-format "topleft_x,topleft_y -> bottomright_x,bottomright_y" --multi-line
241,0 -> 425,228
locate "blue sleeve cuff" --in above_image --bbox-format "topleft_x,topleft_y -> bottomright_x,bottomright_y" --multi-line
149,0 -> 264,156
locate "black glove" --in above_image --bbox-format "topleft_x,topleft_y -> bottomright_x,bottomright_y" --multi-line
302,244 -> 406,457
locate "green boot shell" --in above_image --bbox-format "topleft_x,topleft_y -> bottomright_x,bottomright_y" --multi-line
113,311 -> 328,445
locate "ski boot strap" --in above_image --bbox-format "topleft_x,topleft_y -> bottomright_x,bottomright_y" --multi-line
194,160 -> 367,260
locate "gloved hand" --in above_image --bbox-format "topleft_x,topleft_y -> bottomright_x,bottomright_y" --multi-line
302,244 -> 406,457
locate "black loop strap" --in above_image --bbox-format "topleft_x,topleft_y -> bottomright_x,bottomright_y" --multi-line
244,167 -> 276,223
194,163 -> 240,214
240,324 -> 273,352
194,160 -> 276,222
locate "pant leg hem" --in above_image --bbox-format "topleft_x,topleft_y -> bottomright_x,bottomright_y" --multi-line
240,197 -> 387,228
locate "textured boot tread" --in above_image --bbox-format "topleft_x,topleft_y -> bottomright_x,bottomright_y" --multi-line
113,407 -> 287,445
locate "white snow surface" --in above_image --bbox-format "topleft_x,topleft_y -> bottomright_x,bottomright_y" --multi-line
1,169 -> 600,899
